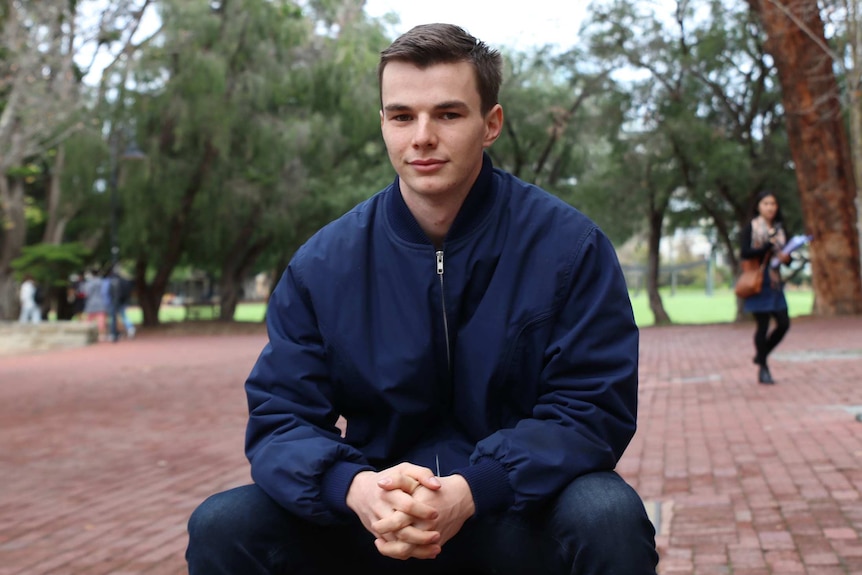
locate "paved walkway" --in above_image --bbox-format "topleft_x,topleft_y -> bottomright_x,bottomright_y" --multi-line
1,316 -> 862,574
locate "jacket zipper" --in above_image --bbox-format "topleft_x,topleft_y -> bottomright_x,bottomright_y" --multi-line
436,250 -> 451,476
436,250 -> 452,371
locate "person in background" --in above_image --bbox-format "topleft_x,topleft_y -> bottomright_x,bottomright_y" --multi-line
186,23 -> 658,575
82,269 -> 109,341
18,274 -> 41,324
113,271 -> 136,339
103,271 -> 119,342
739,190 -> 793,384
67,273 -> 87,320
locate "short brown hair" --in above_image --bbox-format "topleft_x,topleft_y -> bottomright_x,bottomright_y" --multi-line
378,23 -> 503,115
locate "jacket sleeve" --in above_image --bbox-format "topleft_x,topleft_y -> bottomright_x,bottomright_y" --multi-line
454,226 -> 640,516
244,259 -> 373,525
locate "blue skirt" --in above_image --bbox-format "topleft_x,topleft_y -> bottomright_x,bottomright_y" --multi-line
743,266 -> 787,314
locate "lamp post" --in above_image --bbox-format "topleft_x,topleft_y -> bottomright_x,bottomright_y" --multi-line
108,138 -> 121,271
107,130 -> 146,341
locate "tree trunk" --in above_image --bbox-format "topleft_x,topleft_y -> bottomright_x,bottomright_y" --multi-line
646,210 -> 672,325
42,145 -> 67,244
218,229 -> 269,322
135,141 -> 218,326
218,278 -> 241,322
0,176 -> 27,319
750,0 -> 862,315
134,258 -> 162,327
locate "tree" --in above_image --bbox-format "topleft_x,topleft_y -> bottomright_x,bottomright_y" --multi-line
116,0 -> 306,325
748,0 -> 862,314
0,0 -> 151,319
492,47 -> 610,194
583,0 -> 802,322
661,0 -> 799,316
116,0 -> 389,325
203,1 -> 391,321
0,1 -> 80,318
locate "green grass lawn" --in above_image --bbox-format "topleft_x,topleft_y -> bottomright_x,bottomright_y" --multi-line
125,301 -> 267,325
629,287 -> 813,327
124,288 -> 814,329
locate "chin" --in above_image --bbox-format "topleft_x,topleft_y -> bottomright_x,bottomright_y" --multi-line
402,179 -> 452,197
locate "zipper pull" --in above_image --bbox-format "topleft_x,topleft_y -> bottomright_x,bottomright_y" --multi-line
436,250 -> 444,275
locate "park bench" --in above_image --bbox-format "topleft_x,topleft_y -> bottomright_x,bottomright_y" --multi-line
179,296 -> 220,320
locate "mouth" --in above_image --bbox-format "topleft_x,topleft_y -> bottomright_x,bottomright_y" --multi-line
409,158 -> 445,167
409,159 -> 447,173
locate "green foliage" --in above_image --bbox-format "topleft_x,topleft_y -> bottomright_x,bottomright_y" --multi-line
11,243 -> 91,287
120,0 -> 312,266
56,127 -> 111,255
582,0 -> 797,265
6,0 -> 832,324
6,163 -> 43,179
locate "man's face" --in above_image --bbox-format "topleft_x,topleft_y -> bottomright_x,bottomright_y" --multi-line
380,60 -> 502,204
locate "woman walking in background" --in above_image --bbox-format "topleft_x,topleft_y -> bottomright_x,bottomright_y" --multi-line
740,191 -> 793,384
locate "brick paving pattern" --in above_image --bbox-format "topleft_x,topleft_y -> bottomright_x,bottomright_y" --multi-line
1,315 -> 861,574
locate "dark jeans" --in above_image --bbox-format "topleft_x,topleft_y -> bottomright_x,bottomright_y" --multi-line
186,471 -> 658,575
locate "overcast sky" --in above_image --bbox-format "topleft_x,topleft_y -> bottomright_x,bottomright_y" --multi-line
363,1 -> 588,51
82,1 -> 591,84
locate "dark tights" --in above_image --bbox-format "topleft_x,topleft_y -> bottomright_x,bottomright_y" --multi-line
753,310 -> 790,366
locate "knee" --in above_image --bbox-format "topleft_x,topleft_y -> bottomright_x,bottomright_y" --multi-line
188,485 -> 272,546
187,490 -> 240,546
552,472 -> 654,541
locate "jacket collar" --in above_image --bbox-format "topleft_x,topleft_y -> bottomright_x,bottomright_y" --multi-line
386,153 -> 497,245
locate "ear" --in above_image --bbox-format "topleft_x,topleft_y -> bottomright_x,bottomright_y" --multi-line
380,108 -> 384,128
482,104 -> 504,148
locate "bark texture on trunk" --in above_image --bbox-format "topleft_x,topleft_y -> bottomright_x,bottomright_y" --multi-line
751,0 -> 862,315
0,177 -> 27,319
647,211 -> 672,325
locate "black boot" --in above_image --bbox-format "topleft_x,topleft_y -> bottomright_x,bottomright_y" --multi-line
758,365 -> 774,385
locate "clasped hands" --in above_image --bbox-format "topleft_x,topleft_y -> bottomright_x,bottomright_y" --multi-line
346,462 -> 475,560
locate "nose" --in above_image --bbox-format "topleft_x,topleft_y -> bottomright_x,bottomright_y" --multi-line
412,116 -> 437,148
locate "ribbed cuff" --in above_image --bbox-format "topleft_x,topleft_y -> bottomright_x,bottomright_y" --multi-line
320,461 -> 374,517
452,458 -> 514,517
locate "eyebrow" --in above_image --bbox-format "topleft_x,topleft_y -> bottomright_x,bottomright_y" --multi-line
383,100 -> 470,113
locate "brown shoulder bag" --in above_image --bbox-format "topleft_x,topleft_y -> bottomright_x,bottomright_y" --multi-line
734,258 -> 765,298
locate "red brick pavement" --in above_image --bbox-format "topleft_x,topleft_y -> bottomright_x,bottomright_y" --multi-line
1,316 -> 862,574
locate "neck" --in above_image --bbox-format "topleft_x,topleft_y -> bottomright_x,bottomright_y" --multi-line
402,189 -> 468,247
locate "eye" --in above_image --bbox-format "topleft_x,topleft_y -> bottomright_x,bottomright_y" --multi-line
392,114 -> 412,122
441,112 -> 461,120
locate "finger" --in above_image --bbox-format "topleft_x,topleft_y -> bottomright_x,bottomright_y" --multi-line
375,538 -> 441,561
388,463 -> 440,490
373,497 -> 439,535
373,507 -> 439,535
373,537 -> 415,561
393,493 -> 439,521
377,474 -> 421,494
372,509 -> 413,535
391,524 -> 441,546
418,474 -> 441,490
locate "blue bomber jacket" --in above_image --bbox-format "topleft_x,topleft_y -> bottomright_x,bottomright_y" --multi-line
245,155 -> 639,525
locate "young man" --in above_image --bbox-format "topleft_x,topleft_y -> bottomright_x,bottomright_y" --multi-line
187,23 -> 658,574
